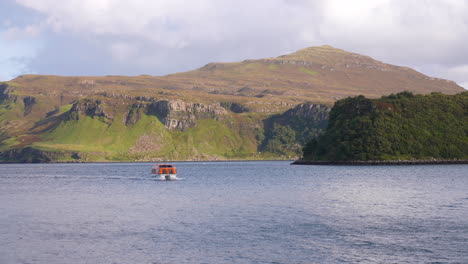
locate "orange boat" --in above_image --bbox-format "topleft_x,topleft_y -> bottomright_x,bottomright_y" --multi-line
151,164 -> 177,180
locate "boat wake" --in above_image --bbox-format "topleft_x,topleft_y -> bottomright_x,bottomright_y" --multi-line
153,177 -> 184,181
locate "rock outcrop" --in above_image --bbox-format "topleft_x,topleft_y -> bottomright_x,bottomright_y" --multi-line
283,103 -> 330,121
64,97 -> 230,131
220,102 -> 250,113
258,102 -> 332,157
147,100 -> 229,130
23,96 -> 36,116
67,99 -> 115,124
125,103 -> 147,126
0,83 -> 8,102
0,83 -> 17,104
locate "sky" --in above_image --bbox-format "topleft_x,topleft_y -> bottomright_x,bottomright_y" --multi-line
0,0 -> 467,88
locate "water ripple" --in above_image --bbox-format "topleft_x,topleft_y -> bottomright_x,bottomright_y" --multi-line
0,162 -> 467,263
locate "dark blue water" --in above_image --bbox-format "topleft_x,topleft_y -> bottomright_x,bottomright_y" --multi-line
0,162 -> 467,263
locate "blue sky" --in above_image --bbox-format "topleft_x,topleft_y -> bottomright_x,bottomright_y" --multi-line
1,0 -> 467,88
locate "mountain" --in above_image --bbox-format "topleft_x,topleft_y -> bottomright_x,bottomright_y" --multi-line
170,45 -> 462,101
302,91 -> 468,161
0,45 -> 464,162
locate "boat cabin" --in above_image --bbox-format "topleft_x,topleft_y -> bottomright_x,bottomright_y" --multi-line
151,164 -> 177,180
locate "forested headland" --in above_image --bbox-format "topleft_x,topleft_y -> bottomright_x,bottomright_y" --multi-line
301,91 -> 468,162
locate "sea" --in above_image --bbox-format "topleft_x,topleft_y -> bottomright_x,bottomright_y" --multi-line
0,161 -> 467,264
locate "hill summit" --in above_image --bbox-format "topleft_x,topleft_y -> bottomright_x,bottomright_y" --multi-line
173,45 -> 462,101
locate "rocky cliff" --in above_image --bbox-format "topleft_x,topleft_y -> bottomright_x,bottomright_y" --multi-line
282,103 -> 330,121
147,100 -> 228,130
66,97 -> 230,131
260,103 -> 331,156
67,99 -> 116,124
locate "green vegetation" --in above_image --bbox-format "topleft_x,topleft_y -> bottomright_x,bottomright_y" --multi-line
299,67 -> 318,76
22,109 -> 263,161
260,106 -> 329,157
59,104 -> 73,114
37,113 -> 171,160
0,137 -> 19,151
267,64 -> 279,71
170,119 -> 256,159
263,123 -> 299,156
303,92 -> 468,161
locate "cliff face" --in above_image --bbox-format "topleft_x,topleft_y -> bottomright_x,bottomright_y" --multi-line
66,97 -> 230,131
260,103 -> 331,156
0,83 -> 8,102
147,100 -> 228,130
0,83 -> 17,105
67,99 -> 116,124
0,83 -> 40,138
283,103 -> 330,121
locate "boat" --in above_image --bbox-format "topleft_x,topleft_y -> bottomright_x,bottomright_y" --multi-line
151,164 -> 177,180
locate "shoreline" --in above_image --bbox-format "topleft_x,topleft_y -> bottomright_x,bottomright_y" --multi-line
1,159 -> 466,165
291,159 -> 468,166
0,159 -> 295,165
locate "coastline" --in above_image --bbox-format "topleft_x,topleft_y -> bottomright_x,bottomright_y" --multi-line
291,159 -> 468,166
0,159 -> 295,165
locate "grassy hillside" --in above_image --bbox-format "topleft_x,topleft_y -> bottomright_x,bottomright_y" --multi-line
303,92 -> 468,161
31,113 -> 260,162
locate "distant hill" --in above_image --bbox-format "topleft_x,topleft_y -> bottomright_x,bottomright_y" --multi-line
172,45 -> 463,101
0,45 -> 465,162
302,91 -> 468,161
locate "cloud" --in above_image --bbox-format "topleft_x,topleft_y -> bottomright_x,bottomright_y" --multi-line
13,0 -> 325,75
15,0 -> 318,48
435,64 -> 468,89
3,24 -> 43,40
4,0 -> 468,88
318,0 -> 468,65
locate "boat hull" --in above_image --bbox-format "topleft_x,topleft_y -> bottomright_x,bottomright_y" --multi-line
159,174 -> 177,180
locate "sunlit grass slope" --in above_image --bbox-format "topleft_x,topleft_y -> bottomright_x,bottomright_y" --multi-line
32,112 -> 262,161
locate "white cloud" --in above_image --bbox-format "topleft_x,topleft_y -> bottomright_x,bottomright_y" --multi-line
109,42 -> 139,62
0,24 -> 42,80
318,0 -> 468,64
16,0 -> 312,47
442,64 -> 468,89
3,23 -> 43,40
